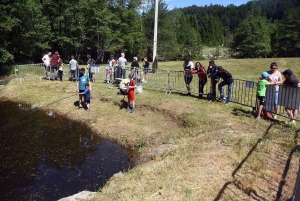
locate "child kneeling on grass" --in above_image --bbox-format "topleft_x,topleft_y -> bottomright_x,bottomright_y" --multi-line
127,73 -> 137,113
78,83 -> 91,111
256,72 -> 271,119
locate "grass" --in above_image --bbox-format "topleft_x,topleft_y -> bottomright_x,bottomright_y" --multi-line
1,58 -> 300,200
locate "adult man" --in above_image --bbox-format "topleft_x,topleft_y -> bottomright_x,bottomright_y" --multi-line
282,69 -> 300,123
50,51 -> 60,80
118,52 -> 127,79
69,55 -> 78,81
216,66 -> 234,105
42,52 -> 51,80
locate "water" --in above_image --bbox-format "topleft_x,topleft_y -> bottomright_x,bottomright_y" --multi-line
0,101 -> 134,201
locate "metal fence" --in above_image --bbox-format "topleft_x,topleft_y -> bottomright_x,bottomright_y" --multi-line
14,64 -> 300,121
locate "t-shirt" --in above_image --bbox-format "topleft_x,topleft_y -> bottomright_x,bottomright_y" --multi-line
77,74 -> 89,90
257,79 -> 270,96
283,75 -> 300,87
119,79 -> 130,90
42,55 -> 51,65
183,61 -> 194,77
118,57 -> 127,69
69,59 -> 78,70
217,70 -> 233,84
143,61 -> 149,68
83,88 -> 90,101
128,79 -> 136,93
50,54 -> 60,65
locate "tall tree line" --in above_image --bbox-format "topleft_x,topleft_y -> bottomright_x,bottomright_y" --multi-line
1,0 -> 299,69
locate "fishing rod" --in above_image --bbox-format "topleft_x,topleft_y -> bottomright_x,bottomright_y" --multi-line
0,94 -> 76,130
94,36 -> 115,64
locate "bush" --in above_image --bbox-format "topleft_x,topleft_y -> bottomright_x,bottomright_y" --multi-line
0,64 -> 14,76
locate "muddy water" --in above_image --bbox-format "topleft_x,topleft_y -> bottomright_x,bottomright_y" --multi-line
0,101 -> 134,201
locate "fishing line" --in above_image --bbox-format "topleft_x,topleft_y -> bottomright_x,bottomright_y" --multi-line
0,94 -> 76,130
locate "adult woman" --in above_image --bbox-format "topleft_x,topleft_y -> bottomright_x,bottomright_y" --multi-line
267,62 -> 283,119
183,57 -> 194,96
193,62 -> 207,98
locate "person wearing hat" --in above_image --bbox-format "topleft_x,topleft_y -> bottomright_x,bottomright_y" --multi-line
77,68 -> 91,108
78,82 -> 91,111
282,69 -> 300,123
256,72 -> 270,119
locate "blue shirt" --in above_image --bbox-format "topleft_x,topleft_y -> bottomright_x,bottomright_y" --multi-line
83,88 -> 90,101
77,74 -> 89,90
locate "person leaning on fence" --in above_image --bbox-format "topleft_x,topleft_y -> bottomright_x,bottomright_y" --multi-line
78,82 -> 91,112
141,56 -> 149,83
183,57 -> 194,96
267,62 -> 283,119
216,66 -> 234,105
42,52 -> 51,80
282,69 -> 300,124
256,72 -> 270,119
127,73 -> 137,113
69,55 -> 78,82
193,62 -> 207,98
77,68 -> 91,108
50,51 -> 60,80
207,60 -> 219,99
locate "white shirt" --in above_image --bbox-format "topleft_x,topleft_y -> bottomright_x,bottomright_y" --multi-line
42,55 -> 51,65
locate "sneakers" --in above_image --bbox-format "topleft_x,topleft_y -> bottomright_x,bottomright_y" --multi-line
256,117 -> 261,120
126,106 -> 131,111
224,100 -> 230,105
130,107 -> 136,113
273,115 -> 277,119
187,92 -> 191,96
218,97 -> 225,102
85,108 -> 90,112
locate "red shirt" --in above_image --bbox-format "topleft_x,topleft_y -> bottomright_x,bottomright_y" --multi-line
51,53 -> 60,65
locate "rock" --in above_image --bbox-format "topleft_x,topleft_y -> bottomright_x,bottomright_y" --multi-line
149,144 -> 178,159
58,191 -> 97,201
113,171 -> 124,178
31,104 -> 38,109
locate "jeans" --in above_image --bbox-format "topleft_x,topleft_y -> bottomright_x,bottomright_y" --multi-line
218,81 -> 234,102
121,68 -> 126,79
198,79 -> 207,97
210,77 -> 218,96
51,64 -> 58,80
58,70 -> 63,81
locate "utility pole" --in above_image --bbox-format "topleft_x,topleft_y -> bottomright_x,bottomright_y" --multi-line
152,0 -> 158,72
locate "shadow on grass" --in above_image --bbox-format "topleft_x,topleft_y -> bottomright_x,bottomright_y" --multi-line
214,124 -> 273,201
214,125 -> 300,200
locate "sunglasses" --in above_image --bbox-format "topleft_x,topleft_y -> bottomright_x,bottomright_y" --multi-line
271,67 -> 277,69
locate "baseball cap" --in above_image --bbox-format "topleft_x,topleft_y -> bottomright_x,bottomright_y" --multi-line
282,69 -> 293,76
80,68 -> 85,72
261,72 -> 269,78
133,57 -> 137,61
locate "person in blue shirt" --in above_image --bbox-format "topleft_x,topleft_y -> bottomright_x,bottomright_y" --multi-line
77,68 -> 91,108
78,82 -> 91,111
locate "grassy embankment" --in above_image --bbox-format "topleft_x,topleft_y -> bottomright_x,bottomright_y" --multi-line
1,58 -> 300,200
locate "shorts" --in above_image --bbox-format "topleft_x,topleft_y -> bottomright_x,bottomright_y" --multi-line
257,96 -> 265,106
128,91 -> 135,101
79,90 -> 85,99
144,69 -> 149,74
45,64 -> 50,72
184,76 -> 193,85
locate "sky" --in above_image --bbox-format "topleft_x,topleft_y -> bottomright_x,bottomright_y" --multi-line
165,0 -> 251,9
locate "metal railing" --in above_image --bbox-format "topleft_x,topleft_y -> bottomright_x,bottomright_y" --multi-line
14,64 -> 300,121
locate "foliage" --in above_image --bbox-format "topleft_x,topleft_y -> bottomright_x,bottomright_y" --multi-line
0,0 -> 300,67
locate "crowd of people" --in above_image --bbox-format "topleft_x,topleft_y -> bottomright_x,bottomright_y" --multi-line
42,51 -> 300,121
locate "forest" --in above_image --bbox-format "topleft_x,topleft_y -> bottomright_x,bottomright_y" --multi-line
0,0 -> 299,68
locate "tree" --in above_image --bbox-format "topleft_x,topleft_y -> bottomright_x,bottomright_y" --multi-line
231,15 -> 271,58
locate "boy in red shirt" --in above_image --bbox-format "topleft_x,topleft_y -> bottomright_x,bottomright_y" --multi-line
127,73 -> 137,113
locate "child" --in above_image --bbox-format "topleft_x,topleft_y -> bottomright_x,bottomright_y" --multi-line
78,83 -> 91,111
127,73 -> 137,113
77,68 -> 91,108
57,58 -> 64,82
256,72 -> 270,119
